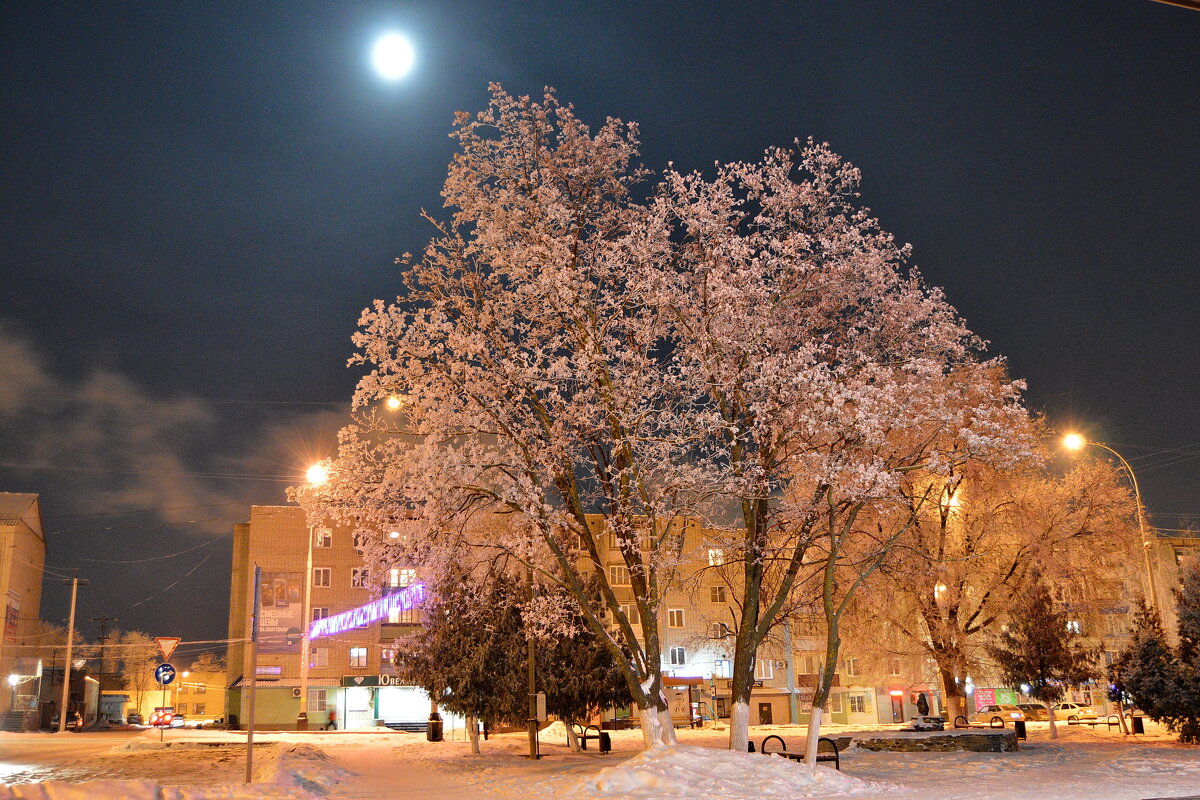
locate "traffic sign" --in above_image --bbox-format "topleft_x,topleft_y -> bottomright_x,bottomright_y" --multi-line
155,637 -> 181,662
155,663 -> 176,685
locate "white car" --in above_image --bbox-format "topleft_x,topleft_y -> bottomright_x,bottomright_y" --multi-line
1054,702 -> 1098,720
970,704 -> 1026,725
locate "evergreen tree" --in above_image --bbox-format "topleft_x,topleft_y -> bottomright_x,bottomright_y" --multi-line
1117,567 -> 1200,743
985,577 -> 1097,739
394,570 -> 630,752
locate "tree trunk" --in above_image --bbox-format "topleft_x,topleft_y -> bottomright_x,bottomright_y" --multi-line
466,714 -> 481,754
803,621 -> 841,765
726,626 -> 758,752
937,658 -> 967,721
564,719 -> 581,752
1046,701 -> 1057,739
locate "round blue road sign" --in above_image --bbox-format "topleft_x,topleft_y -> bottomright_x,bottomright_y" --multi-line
155,663 -> 176,685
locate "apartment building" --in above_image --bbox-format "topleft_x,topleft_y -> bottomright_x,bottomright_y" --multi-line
226,506 -> 430,731
0,493 -> 46,715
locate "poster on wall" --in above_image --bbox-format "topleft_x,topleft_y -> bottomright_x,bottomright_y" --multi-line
974,688 -> 997,711
5,592 -> 19,643
258,572 -> 303,653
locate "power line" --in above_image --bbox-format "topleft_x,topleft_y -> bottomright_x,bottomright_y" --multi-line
0,463 -> 295,482
81,536 -> 224,564
129,552 -> 216,608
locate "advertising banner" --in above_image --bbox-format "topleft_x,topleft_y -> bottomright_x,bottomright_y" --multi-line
974,688 -> 997,711
258,571 -> 303,653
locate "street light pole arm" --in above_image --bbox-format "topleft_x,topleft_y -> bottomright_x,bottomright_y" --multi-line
1085,441 -> 1158,611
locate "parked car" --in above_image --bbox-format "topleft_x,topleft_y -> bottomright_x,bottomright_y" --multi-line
1054,702 -> 1098,720
1018,703 -> 1049,721
126,713 -> 144,726
170,714 -> 186,728
970,704 -> 1026,724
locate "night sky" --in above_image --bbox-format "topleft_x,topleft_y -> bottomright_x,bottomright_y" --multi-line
2,2 -> 1198,646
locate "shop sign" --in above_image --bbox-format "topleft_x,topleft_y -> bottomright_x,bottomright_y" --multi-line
341,674 -> 411,688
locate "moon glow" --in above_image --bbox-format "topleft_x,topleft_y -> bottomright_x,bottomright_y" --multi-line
372,33 -> 415,80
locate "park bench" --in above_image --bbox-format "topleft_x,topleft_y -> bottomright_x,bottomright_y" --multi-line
953,715 -> 1005,729
566,722 -> 611,753
754,734 -> 841,771
1067,714 -> 1121,730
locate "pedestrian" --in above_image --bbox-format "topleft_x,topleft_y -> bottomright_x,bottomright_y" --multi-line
325,708 -> 336,731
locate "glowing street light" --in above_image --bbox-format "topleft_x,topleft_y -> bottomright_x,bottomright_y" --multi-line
385,395 -> 403,411
305,464 -> 328,486
1061,433 -> 1158,611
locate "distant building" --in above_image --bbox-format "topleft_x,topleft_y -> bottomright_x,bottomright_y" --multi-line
0,493 -> 46,715
1152,531 -> 1200,641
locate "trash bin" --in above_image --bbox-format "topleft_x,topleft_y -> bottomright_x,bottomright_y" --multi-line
427,711 -> 444,742
1013,719 -> 1027,740
1131,716 -> 1144,735
599,732 -> 612,754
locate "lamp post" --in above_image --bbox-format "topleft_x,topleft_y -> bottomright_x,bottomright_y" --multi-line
1062,434 -> 1159,611
298,464 -> 327,731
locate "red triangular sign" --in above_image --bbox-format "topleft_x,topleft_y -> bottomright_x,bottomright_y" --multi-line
155,637 -> 181,662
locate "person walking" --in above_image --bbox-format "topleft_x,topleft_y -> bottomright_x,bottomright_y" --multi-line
324,708 -> 336,731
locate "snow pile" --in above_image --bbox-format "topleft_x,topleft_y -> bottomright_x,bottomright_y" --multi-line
567,744 -> 887,799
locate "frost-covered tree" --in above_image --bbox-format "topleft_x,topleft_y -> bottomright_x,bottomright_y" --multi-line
865,455 -> 1139,721
660,143 -> 1032,753
1117,568 -> 1200,743
986,577 -> 1098,739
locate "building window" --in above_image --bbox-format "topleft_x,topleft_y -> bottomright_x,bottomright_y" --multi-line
349,647 -> 368,668
755,658 -> 774,681
829,693 -> 843,713
314,529 -> 332,548
177,703 -> 188,715
312,607 -> 329,622
802,655 -> 819,675
668,646 -> 686,666
845,657 -> 859,676
709,622 -> 731,640
194,684 -> 206,694
707,548 -> 726,566
848,694 -> 867,714
178,685 -> 188,695
713,659 -> 732,678
889,659 -> 902,676
668,609 -> 685,628
352,568 -> 369,588
194,703 -> 206,715
381,648 -> 397,673
609,565 -> 630,586
308,689 -> 328,713
310,647 -> 329,668
619,603 -> 639,625
710,586 -> 727,603
388,606 -> 420,624
389,568 -> 417,588
313,568 -> 331,588
1066,620 -> 1082,634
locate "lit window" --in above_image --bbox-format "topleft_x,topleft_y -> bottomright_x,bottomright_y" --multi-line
609,565 -> 630,586
802,655 -> 819,675
312,568 -> 331,588
755,658 -> 774,680
668,609 -> 685,628
710,586 -> 726,603
349,647 -> 368,668
352,568 -> 369,588
708,548 -> 725,566
194,703 -> 206,715
314,529 -> 332,548
668,646 -> 686,666
312,607 -> 329,622
177,703 -> 188,715
1066,620 -> 1082,634
845,657 -> 859,676
381,648 -> 397,673
388,606 -> 419,624
714,659 -> 732,678
389,568 -> 417,588
308,689 -> 328,712
310,647 -> 329,668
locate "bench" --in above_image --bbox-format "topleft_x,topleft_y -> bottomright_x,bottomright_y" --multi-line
1067,715 -> 1121,730
757,735 -> 840,770
954,715 -> 1005,729
566,723 -> 611,752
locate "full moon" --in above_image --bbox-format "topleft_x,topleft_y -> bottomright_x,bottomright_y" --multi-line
372,33 -> 415,80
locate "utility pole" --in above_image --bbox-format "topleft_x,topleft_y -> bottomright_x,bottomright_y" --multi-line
58,576 -> 88,733
91,616 -> 118,719
245,565 -> 261,784
526,565 -> 540,759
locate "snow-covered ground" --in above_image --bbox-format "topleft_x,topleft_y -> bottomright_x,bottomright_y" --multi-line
2,721 -> 1199,799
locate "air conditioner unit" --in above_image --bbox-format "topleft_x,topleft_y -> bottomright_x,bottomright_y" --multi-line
291,687 -> 302,699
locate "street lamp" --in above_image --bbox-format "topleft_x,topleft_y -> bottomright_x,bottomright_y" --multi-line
7,674 -> 18,710
1062,434 -> 1159,611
